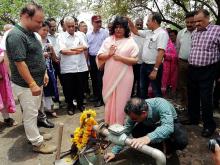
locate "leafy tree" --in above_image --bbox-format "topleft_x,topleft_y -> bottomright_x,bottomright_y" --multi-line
89,0 -> 220,29
0,0 -> 84,30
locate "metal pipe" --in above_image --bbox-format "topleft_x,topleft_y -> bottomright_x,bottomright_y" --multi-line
125,138 -> 166,165
93,125 -> 166,165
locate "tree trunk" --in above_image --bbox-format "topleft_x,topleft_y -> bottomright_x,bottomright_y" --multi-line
194,0 -> 197,11
215,0 -> 220,25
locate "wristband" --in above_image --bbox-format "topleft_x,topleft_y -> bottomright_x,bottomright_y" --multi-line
153,67 -> 158,71
29,81 -> 37,88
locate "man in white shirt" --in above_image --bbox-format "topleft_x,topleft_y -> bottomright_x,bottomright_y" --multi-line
58,16 -> 88,115
79,21 -> 90,97
131,18 -> 144,97
47,18 -> 61,109
176,12 -> 195,107
79,21 -> 88,34
128,12 -> 169,99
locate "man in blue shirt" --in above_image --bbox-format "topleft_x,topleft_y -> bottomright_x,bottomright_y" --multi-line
105,97 -> 188,162
87,15 -> 109,107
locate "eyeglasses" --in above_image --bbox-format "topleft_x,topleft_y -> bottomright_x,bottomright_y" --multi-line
94,20 -> 102,23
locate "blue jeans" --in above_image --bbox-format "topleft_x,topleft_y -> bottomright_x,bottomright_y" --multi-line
140,63 -> 163,99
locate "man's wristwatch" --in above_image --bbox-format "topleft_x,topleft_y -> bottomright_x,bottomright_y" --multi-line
153,67 -> 158,71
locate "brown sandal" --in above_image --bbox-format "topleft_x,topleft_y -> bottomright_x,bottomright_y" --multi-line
45,110 -> 58,118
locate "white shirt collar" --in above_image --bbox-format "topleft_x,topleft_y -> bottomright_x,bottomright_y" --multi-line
48,32 -> 59,37
152,27 -> 162,34
64,31 -> 75,38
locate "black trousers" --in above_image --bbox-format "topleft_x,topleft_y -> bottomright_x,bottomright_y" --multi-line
140,63 -> 163,99
52,61 -> 63,87
132,121 -> 188,151
214,80 -> 220,107
132,64 -> 141,97
37,96 -> 47,121
89,55 -> 103,100
83,71 -> 90,95
61,72 -> 84,107
187,63 -> 217,130
213,62 -> 220,108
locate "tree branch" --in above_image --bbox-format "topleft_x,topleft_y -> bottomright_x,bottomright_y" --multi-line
0,15 -> 15,24
130,3 -> 183,29
215,0 -> 220,6
130,4 -> 153,12
162,19 -> 183,29
214,0 -> 220,25
173,0 -> 189,13
153,0 -> 166,20
196,0 -> 218,18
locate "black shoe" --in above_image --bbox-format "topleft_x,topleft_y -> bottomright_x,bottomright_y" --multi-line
37,118 -> 54,128
89,97 -> 98,102
94,100 -> 104,107
4,118 -> 17,127
78,105 -> 85,112
201,128 -> 215,138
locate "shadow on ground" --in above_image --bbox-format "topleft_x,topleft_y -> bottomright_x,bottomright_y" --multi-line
7,136 -> 39,162
2,125 -> 25,138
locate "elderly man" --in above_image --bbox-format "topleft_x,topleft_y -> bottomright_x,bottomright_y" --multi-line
128,12 -> 169,99
79,21 -> 88,34
58,16 -> 88,115
176,11 -> 195,108
6,2 -> 56,153
105,97 -> 188,162
87,15 -> 109,107
187,9 -> 220,137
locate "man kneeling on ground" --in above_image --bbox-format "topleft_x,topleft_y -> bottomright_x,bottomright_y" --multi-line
105,97 -> 188,162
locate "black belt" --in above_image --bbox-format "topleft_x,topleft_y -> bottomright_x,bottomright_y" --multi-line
189,62 -> 218,69
179,58 -> 188,63
174,118 -> 179,123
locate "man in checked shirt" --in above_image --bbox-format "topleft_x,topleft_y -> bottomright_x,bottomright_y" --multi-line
104,97 -> 188,162
186,9 -> 220,137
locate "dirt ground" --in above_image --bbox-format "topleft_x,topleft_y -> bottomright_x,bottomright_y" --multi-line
0,96 -> 219,165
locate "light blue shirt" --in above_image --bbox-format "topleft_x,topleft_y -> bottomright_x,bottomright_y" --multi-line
176,28 -> 192,60
86,28 -> 109,56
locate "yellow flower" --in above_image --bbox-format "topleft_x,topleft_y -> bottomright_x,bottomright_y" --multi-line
72,109 -> 98,150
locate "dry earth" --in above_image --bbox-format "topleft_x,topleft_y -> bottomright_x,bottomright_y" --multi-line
0,97 -> 219,165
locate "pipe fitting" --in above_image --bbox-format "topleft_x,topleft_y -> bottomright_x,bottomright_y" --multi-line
93,124 -> 166,165
107,133 -> 127,146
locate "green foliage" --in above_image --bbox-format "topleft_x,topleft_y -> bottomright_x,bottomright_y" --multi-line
0,0 -> 82,31
89,0 -> 220,29
91,0 -> 132,23
0,0 -> 219,31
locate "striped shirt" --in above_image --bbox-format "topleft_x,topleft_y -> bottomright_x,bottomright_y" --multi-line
189,24 -> 220,66
112,98 -> 177,154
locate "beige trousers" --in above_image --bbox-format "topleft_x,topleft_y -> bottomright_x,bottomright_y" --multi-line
12,83 -> 43,146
